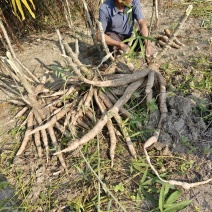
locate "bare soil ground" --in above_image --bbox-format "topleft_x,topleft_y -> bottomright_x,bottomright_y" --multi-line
0,0 -> 211,211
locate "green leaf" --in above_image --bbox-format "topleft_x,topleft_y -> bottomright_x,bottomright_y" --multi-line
165,190 -> 182,206
114,182 -> 125,192
49,65 -> 72,80
164,183 -> 170,199
159,185 -> 165,212
131,131 -> 142,137
140,186 -> 157,205
140,168 -> 148,184
122,36 -> 136,43
129,38 -> 138,56
138,37 -> 145,58
107,199 -> 112,211
163,200 -> 192,212
122,1 -> 131,9
147,99 -> 158,113
189,81 -> 195,89
142,176 -> 158,186
0,181 -> 9,189
39,192 -> 47,201
127,8 -> 132,13
138,35 -> 155,42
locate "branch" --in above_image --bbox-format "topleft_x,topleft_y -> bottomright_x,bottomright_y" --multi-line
96,20 -> 114,61
81,0 -> 99,47
0,19 -> 16,58
64,43 -> 94,79
56,29 -> 66,55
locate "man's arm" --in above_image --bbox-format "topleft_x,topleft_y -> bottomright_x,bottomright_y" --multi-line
138,19 -> 153,57
96,33 -> 128,51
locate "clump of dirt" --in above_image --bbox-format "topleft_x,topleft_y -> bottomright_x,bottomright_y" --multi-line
160,95 -> 211,157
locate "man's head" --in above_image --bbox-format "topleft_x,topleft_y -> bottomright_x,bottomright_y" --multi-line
116,0 -> 133,5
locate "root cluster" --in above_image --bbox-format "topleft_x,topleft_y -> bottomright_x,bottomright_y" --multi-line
3,43 -> 164,170
156,29 -> 184,49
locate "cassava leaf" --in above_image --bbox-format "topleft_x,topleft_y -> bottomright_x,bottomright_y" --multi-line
138,37 -> 145,58
129,38 -> 138,56
122,36 -> 136,43
138,35 -> 155,42
127,8 -> 132,13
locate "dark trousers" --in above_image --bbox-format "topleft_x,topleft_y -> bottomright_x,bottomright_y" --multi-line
106,32 -> 130,52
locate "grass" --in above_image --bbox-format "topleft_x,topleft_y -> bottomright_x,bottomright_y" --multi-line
161,55 -> 212,129
161,55 -> 211,94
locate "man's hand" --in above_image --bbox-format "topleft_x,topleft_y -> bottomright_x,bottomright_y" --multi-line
118,42 -> 129,52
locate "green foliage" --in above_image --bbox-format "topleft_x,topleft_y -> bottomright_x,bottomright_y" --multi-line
189,0 -> 212,28
49,65 -> 73,81
180,160 -> 194,174
114,182 -> 125,192
130,160 -> 193,211
157,183 -> 192,212
122,0 -> 133,23
9,125 -> 26,137
164,55 -> 211,95
180,136 -> 198,154
147,99 -> 158,113
123,29 -> 155,59
0,181 -> 9,190
192,95 -> 212,124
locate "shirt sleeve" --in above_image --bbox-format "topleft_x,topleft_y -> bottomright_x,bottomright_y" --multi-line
133,0 -> 144,21
99,6 -> 108,32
